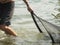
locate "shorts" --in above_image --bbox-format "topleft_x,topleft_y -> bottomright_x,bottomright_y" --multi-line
0,1 -> 14,26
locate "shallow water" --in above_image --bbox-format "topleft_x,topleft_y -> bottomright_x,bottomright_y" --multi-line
0,0 -> 60,45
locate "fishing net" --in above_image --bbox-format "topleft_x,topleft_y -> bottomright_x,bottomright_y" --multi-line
31,12 -> 60,43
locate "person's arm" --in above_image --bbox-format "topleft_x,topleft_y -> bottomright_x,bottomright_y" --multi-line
23,0 -> 29,7
23,0 -> 33,13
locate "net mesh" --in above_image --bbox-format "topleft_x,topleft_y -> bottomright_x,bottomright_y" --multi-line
32,13 -> 60,34
31,13 -> 60,42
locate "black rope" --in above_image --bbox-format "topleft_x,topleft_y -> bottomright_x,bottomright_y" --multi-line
30,11 -> 55,43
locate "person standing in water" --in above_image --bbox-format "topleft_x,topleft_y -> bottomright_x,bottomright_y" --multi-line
0,0 -> 33,36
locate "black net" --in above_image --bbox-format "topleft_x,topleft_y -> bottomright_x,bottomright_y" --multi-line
31,12 -> 60,43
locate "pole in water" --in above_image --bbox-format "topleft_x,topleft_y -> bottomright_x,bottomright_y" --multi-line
31,12 -> 43,33
46,30 -> 55,43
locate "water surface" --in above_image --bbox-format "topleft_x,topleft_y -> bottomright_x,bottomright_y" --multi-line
0,0 -> 60,45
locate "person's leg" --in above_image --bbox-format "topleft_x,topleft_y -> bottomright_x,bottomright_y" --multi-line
0,2 -> 17,36
0,25 -> 17,36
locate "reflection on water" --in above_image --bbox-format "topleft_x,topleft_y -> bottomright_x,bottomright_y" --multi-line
0,36 -> 60,45
51,0 -> 60,19
0,36 -> 16,45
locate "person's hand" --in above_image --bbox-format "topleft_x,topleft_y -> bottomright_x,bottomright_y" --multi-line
27,6 -> 33,13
